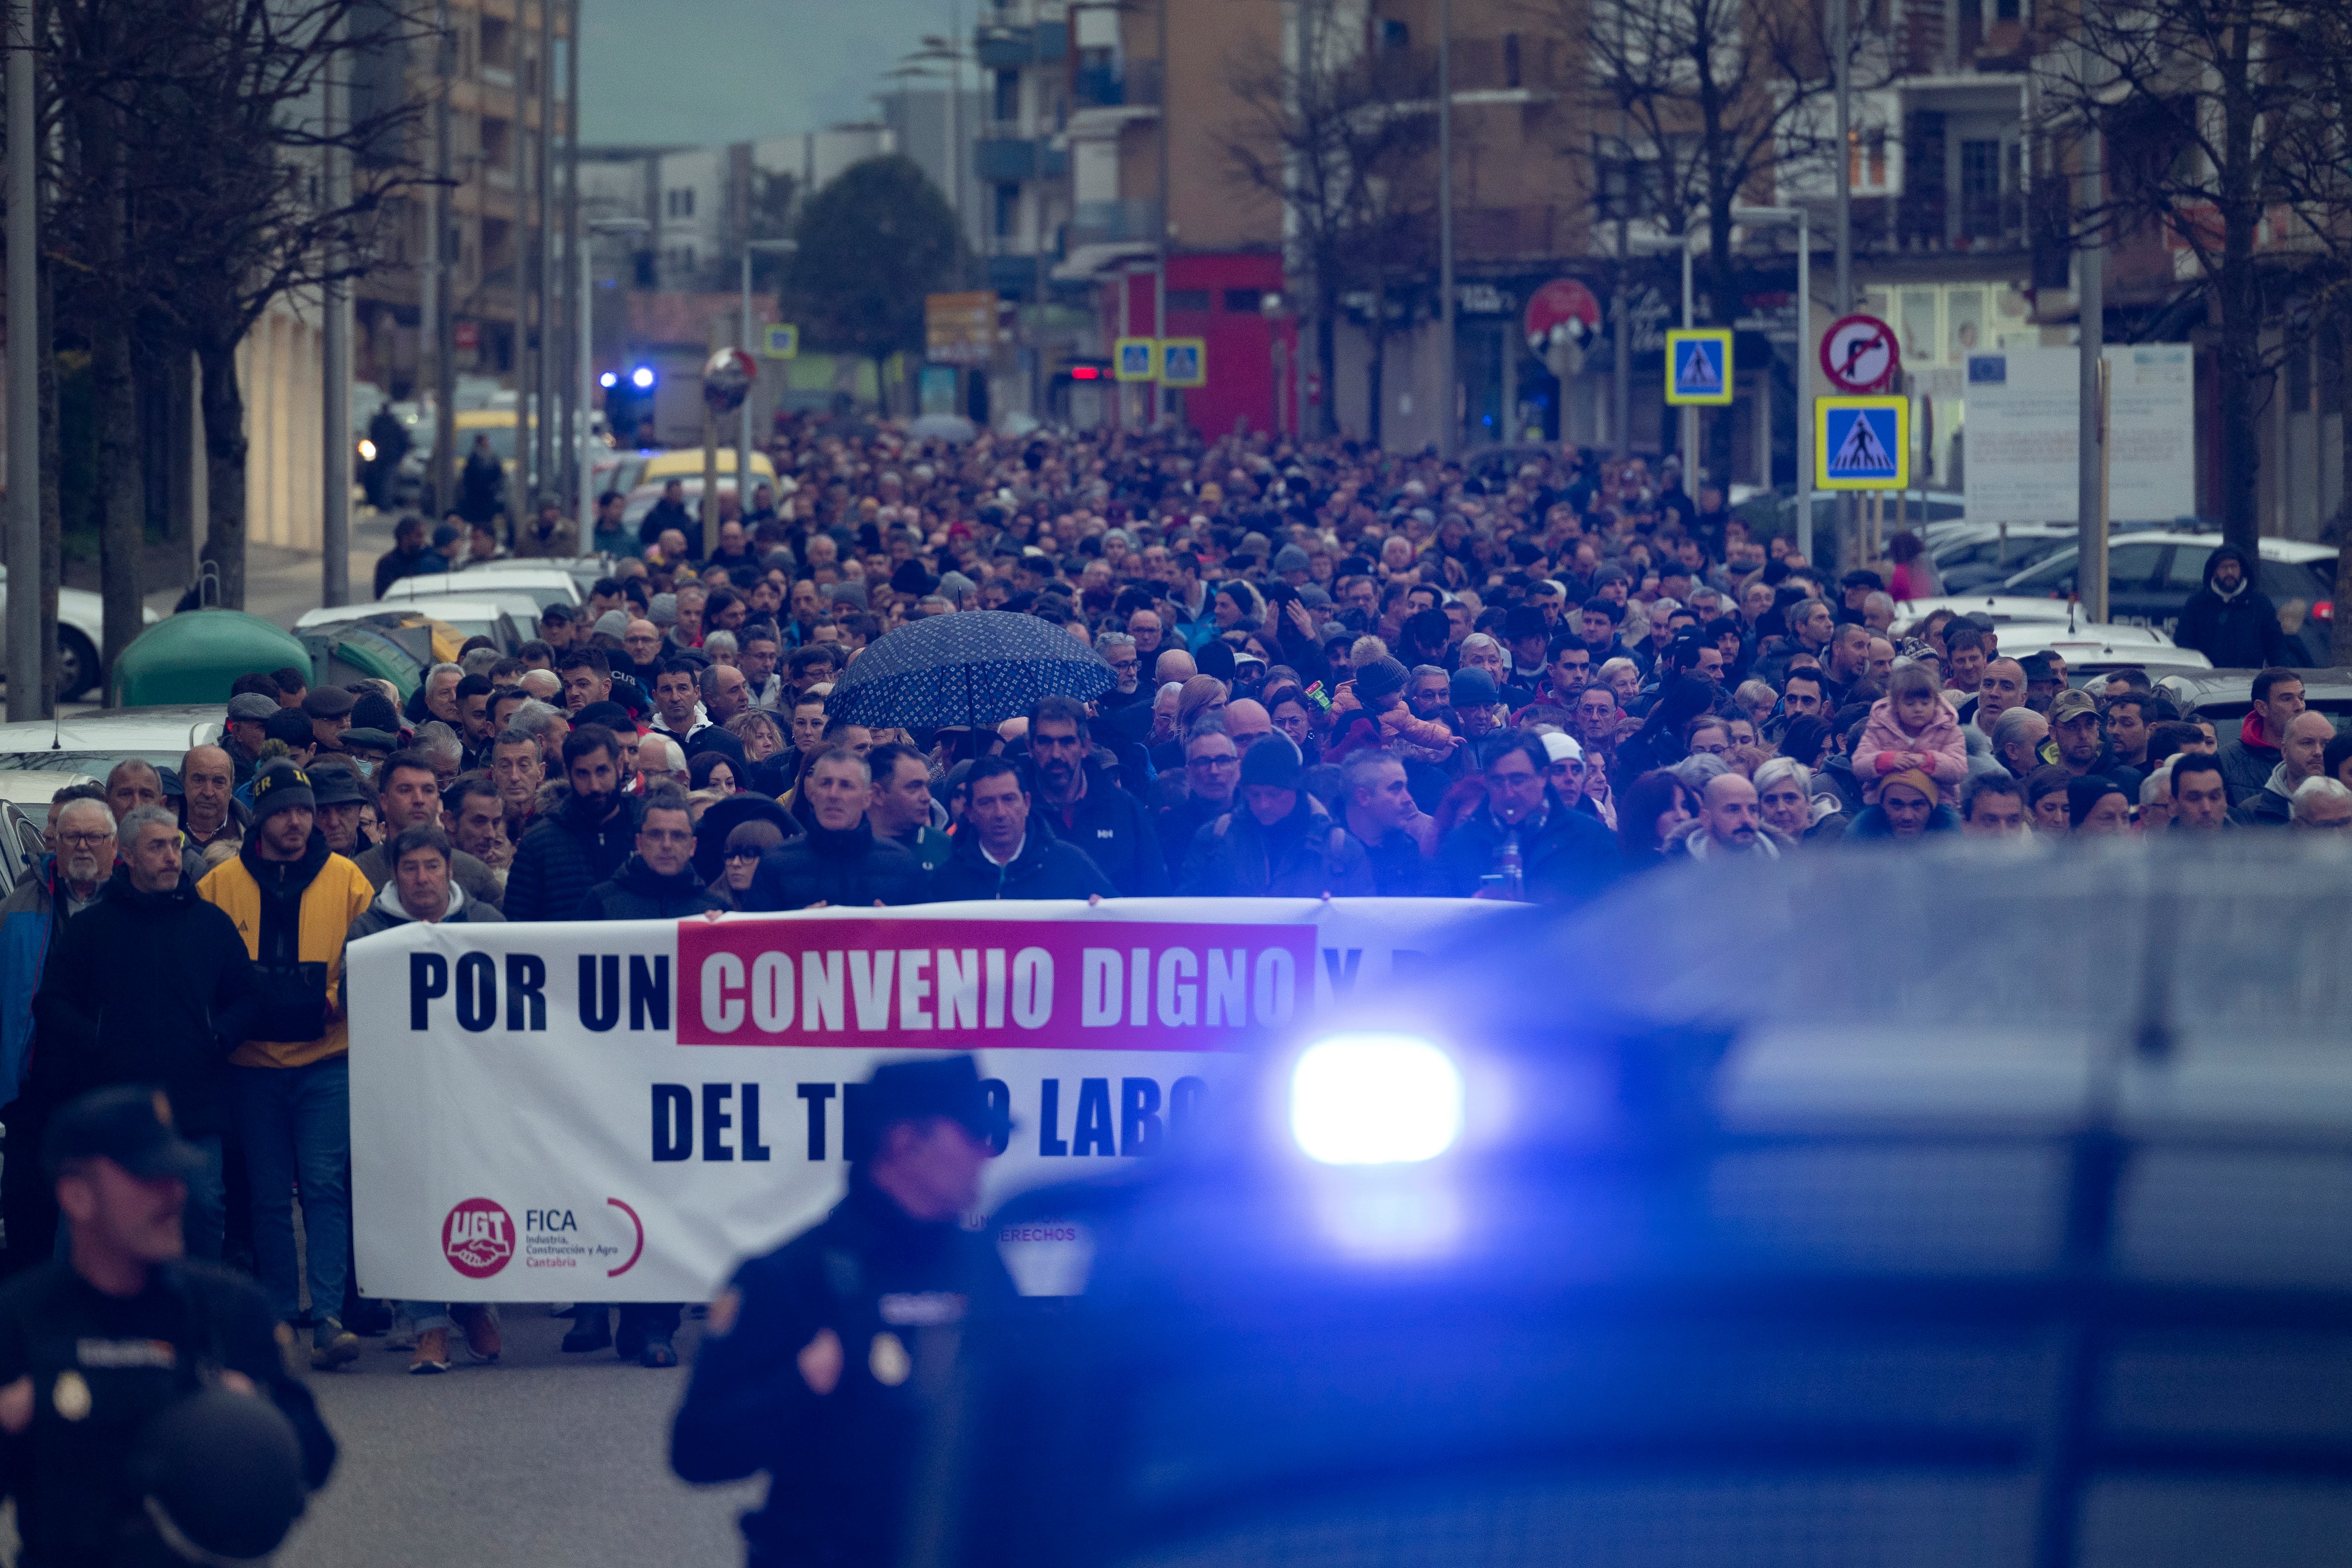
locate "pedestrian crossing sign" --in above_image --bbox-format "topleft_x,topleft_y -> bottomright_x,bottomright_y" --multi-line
1159,338 -> 1207,388
1665,329 -> 1734,405
1115,338 -> 1158,382
1815,395 -> 1909,491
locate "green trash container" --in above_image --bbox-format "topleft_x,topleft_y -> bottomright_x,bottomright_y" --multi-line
107,609 -> 312,708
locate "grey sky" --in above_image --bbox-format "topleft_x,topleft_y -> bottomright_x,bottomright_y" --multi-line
578,0 -> 959,149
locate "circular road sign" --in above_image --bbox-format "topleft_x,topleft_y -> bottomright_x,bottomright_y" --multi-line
1821,313 -> 1899,394
1525,278 -> 1602,352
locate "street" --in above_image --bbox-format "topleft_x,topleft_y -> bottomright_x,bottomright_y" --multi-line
4,1310 -> 760,1568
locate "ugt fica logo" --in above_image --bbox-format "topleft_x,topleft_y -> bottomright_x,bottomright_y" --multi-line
442,1197 -> 515,1279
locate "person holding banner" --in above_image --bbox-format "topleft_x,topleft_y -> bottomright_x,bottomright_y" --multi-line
564,792 -> 721,1367
670,1056 -> 1013,1568
744,748 -> 927,912
930,759 -> 1119,902
505,726 -> 642,923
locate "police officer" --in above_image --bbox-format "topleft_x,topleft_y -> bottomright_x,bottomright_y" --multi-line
671,1055 -> 1014,1567
0,1086 -> 336,1567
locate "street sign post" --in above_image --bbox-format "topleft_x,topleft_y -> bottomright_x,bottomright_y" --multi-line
1815,395 -> 1908,491
924,291 -> 997,366
1114,338 -> 1158,383
1665,329 -> 1734,406
1159,338 -> 1207,388
762,323 -> 799,359
1821,313 -> 1899,394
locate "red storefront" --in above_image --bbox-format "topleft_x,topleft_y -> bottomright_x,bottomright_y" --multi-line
1104,252 -> 1298,439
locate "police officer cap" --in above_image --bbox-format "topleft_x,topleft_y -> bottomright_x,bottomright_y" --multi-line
849,1055 -> 991,1162
43,1085 -> 212,1180
130,1388 -> 307,1562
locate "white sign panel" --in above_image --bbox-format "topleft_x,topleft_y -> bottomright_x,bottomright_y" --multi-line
1961,346 -> 2196,525
349,899 -> 1523,1302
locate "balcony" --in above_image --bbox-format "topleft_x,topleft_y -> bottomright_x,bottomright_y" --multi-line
976,25 -> 1033,69
1070,198 -> 1161,248
1075,58 -> 1160,111
976,138 -> 1038,181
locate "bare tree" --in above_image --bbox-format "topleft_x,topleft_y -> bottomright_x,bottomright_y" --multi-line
1221,0 -> 1438,446
1530,0 -> 1841,483
2040,0 -> 2324,561
28,0 -> 430,617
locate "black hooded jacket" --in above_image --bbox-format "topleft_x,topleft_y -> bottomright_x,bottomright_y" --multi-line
2175,545 -> 2288,668
929,817 -> 1117,902
506,788 -> 641,921
32,867 -> 256,1133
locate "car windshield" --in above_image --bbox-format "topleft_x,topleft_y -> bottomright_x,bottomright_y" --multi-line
0,749 -> 189,776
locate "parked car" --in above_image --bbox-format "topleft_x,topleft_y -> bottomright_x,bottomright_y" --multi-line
0,705 -> 225,782
1993,533 -> 2337,657
1922,522 -> 2081,594
0,566 -> 158,701
382,565 -> 579,615
2153,668 -> 2352,726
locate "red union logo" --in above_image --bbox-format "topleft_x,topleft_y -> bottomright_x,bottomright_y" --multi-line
442,1198 -> 515,1279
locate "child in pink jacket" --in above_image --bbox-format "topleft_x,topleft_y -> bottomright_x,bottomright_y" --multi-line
1853,663 -> 1968,805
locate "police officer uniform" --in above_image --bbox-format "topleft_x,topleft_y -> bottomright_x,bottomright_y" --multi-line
0,1088 -> 336,1568
670,1056 -> 1015,1568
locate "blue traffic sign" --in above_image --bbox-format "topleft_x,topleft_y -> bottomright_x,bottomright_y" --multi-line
1665,329 -> 1734,406
1814,396 -> 1909,491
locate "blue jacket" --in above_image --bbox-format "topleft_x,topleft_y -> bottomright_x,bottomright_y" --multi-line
0,859 -> 70,1107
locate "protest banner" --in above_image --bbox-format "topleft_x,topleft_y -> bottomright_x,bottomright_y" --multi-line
350,898 -> 1520,1301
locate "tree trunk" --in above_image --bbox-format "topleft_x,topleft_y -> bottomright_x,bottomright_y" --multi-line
93,319 -> 144,678
2216,265 -> 2261,560
197,341 -> 247,609
1315,305 -> 1337,439
1706,214 -> 1740,491
36,253 -> 59,715
1367,327 -> 1385,448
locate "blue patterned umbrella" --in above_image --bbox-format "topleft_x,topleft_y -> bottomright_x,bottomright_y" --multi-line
826,610 -> 1115,729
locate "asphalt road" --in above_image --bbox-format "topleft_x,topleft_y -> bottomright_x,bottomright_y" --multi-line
2,1307 -> 765,1568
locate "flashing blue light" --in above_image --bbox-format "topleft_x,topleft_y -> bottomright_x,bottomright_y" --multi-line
598,370 -> 619,389
630,366 -> 657,390
1290,1035 -> 1463,1165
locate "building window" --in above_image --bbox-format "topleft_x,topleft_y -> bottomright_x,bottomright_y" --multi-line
666,187 -> 696,218
1165,289 -> 1210,313
1504,33 -> 1521,87
994,182 -> 1019,239
994,68 -> 1020,124
1380,19 -> 1410,48
1222,288 -> 1260,313
1958,139 -> 2003,239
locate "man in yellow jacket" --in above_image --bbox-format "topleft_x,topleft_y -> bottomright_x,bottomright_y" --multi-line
198,762 -> 374,1369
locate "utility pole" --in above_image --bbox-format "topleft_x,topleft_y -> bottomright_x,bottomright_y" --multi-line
321,10 -> 351,608
533,0 -> 556,513
1436,0 -> 1455,459
1154,0 -> 1170,429
512,12 -> 536,525
2077,126 -> 2108,623
432,0 -> 455,520
6,0 -> 42,719
1832,0 -> 1853,567
559,0 -> 580,514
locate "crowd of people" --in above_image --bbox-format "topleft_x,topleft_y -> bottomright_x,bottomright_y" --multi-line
2,414 -> 2345,1383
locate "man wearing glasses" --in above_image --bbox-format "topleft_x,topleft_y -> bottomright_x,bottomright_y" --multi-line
1155,718 -> 1241,874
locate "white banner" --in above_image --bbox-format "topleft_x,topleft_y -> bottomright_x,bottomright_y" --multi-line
1960,345 -> 2195,526
349,898 -> 1522,1301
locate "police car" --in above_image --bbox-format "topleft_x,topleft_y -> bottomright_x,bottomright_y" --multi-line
931,838 -> 2352,1568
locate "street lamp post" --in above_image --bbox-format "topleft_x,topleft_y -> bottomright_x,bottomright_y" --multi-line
578,216 -> 650,542
740,239 -> 799,494
1732,205 -> 1812,565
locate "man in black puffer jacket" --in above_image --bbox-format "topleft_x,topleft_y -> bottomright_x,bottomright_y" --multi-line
745,747 -> 927,912
565,788 -> 721,1372
505,724 -> 641,921
930,758 -> 1117,902
572,791 -> 727,922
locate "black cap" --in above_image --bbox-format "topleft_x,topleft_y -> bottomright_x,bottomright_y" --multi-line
130,1388 -> 308,1561
249,762 -> 317,823
43,1085 -> 212,1180
309,765 -> 374,807
845,1055 -> 991,1162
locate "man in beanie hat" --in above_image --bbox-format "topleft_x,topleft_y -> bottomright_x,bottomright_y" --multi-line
1846,767 -> 1957,840
196,765 -> 375,1366
0,1087 -> 335,1566
672,1056 -> 1014,1568
1177,736 -> 1373,897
